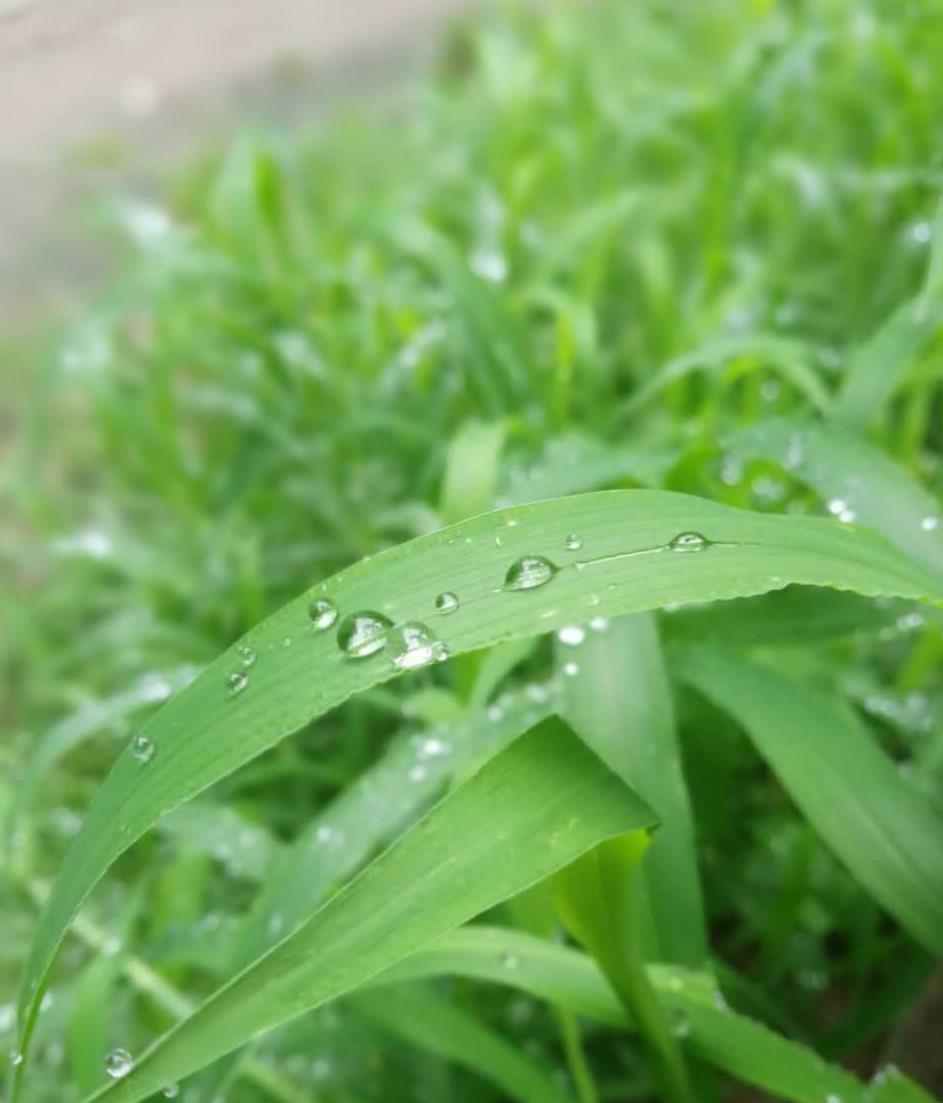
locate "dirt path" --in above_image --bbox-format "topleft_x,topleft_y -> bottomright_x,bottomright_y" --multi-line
0,0 -> 478,325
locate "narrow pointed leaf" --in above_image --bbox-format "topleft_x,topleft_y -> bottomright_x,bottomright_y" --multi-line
675,646 -> 943,957
82,718 -> 655,1102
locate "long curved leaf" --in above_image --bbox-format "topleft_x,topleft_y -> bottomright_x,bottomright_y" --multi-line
15,489 -> 943,1085
675,646 -> 943,957
82,718 -> 655,1101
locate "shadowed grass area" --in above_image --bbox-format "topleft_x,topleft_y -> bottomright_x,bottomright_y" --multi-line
3,1 -> 943,1101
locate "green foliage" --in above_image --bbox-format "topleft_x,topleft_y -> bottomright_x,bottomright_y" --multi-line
4,0 -> 943,1101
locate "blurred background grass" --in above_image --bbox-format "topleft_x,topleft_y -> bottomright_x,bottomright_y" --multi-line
3,0 -> 943,1099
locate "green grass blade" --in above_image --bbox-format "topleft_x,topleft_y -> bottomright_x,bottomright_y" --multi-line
15,489 -> 943,1087
353,982 -> 571,1103
80,718 -> 655,1102
675,646 -> 943,957
730,417 -> 943,573
381,926 -> 909,1103
559,614 -> 707,966
440,418 -> 506,524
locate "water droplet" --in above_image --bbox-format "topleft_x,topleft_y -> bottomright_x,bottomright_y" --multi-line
921,515 -> 940,532
337,611 -> 393,659
389,622 -> 449,669
315,825 -> 335,845
237,644 -> 257,668
910,220 -> 932,246
504,555 -> 558,591
501,953 -> 520,970
557,625 -> 585,646
131,734 -> 154,762
419,736 -> 450,757
565,533 -> 583,551
308,597 -> 338,630
9,1050 -> 23,1068
826,498 -> 848,517
669,532 -> 708,552
562,661 -> 580,677
435,592 -> 459,615
105,1049 -> 133,1080
227,671 -> 249,695
163,1085 -> 180,1099
589,616 -> 609,632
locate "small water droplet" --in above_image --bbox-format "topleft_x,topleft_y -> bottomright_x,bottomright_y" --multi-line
308,597 -> 338,631
669,532 -> 708,552
565,533 -> 583,551
589,616 -> 609,633
337,611 -> 393,659
237,644 -> 257,667
419,736 -> 450,757
10,1050 -> 23,1068
315,825 -> 335,845
557,625 -> 585,646
131,734 -> 154,762
435,591 -> 459,615
504,555 -> 558,591
390,622 -> 449,670
562,661 -> 580,677
826,498 -> 848,517
227,671 -> 249,695
921,514 -> 940,532
163,1085 -> 180,1099
105,1049 -> 133,1080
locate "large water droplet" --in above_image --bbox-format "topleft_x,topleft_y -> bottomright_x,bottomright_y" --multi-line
131,734 -> 154,763
669,532 -> 708,552
390,623 -> 449,670
237,644 -> 257,668
227,671 -> 249,695
557,625 -> 585,647
504,555 -> 558,591
105,1049 -> 133,1080
308,597 -> 338,631
435,592 -> 459,615
565,533 -> 583,551
337,612 -> 392,659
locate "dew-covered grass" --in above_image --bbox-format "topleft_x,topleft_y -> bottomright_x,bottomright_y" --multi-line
3,1 -> 943,1100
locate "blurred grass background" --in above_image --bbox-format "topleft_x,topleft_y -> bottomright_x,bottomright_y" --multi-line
3,0 -> 943,1098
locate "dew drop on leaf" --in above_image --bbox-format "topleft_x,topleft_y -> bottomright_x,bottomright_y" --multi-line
237,644 -> 257,667
668,532 -> 708,552
557,625 -> 585,646
131,734 -> 154,762
162,1085 -> 179,1100
105,1049 -> 133,1080
227,671 -> 249,695
435,591 -> 459,614
565,533 -> 583,551
589,616 -> 609,633
504,555 -> 558,591
562,661 -> 580,677
10,1050 -> 23,1068
308,597 -> 338,631
337,612 -> 393,659
389,622 -> 449,670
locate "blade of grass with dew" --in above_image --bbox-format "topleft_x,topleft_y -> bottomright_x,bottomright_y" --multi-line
15,488 -> 943,1092
675,645 -> 943,957
728,417 -> 943,573
558,613 -> 707,967
352,982 -> 571,1103
554,835 -> 698,1103
379,926 -> 930,1103
78,718 -> 656,1102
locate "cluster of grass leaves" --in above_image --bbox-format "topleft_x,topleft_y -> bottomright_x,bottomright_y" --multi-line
3,0 -> 943,1100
